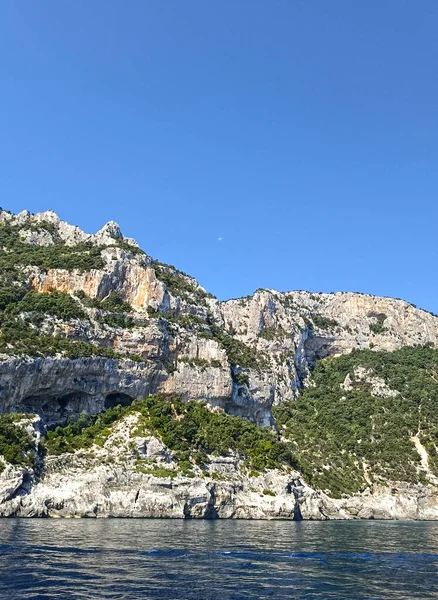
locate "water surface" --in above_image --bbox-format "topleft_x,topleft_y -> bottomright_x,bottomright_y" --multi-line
0,519 -> 437,599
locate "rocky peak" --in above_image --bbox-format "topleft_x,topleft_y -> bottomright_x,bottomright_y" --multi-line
98,220 -> 122,238
95,220 -> 123,243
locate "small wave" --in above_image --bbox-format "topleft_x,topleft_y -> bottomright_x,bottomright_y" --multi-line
210,550 -> 272,560
140,549 -> 188,557
33,546 -> 101,554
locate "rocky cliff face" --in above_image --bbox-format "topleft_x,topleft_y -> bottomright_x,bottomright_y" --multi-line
1,414 -> 437,520
0,209 -> 437,519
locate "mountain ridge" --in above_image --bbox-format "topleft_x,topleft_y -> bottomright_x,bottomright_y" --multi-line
0,208 -> 437,519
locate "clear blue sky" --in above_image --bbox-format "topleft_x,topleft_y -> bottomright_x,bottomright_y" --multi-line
2,1 -> 438,311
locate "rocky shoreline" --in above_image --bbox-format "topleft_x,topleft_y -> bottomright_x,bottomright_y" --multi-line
1,416 -> 437,520
2,463 -> 437,521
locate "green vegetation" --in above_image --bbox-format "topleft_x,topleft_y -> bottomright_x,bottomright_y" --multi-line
200,324 -> 266,370
115,240 -> 145,255
274,346 -> 438,498
0,283 -> 27,311
6,290 -> 87,322
44,395 -> 296,472
177,356 -> 222,369
258,325 -> 286,341
170,313 -> 208,329
100,291 -> 132,313
310,314 -> 339,330
44,406 -> 127,455
98,314 -> 134,329
134,462 -> 178,478
0,222 -> 105,272
369,313 -> 387,335
125,395 -> 295,472
146,305 -> 160,318
0,414 -> 36,469
0,323 -> 124,359
27,220 -> 58,236
234,371 -> 250,386
147,305 -> 265,371
0,287 -> 136,358
74,290 -> 134,329
74,290 -> 132,313
146,306 -> 208,330
152,262 -> 211,305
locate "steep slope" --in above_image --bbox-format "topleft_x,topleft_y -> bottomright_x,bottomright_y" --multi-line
0,208 -> 437,519
274,346 -> 438,497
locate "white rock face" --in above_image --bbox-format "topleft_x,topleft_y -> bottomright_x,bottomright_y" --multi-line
341,367 -> 400,398
218,289 -> 438,406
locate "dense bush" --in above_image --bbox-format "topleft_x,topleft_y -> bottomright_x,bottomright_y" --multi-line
369,314 -> 387,335
258,325 -> 286,341
274,346 -> 438,497
115,240 -> 145,255
74,290 -> 132,313
74,290 -> 133,327
44,395 -> 296,473
201,324 -> 266,370
100,291 -> 132,313
234,371 -> 250,386
152,262 -> 210,305
0,222 -> 105,272
0,414 -> 36,469
0,283 -> 142,359
310,314 -> 339,330
146,304 -> 264,371
98,314 -> 134,329
5,290 -> 87,322
0,320 -> 125,359
0,283 -> 27,311
28,220 -> 58,235
44,406 -> 127,455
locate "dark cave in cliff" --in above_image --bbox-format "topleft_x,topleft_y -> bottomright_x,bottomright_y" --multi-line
104,392 -> 133,409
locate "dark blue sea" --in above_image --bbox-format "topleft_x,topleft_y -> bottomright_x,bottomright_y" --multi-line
0,519 -> 437,599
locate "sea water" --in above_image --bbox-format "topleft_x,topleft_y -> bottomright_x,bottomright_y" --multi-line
0,519 -> 437,599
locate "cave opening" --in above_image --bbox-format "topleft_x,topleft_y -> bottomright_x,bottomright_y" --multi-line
20,390 -> 93,423
57,391 -> 91,410
104,392 -> 133,409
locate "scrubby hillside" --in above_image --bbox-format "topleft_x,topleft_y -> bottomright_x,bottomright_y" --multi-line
0,208 -> 437,519
275,346 -> 438,497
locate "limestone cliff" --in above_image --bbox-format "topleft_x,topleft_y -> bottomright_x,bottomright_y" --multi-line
0,208 -> 437,519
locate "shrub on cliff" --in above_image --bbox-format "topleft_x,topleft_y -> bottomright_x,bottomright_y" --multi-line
200,324 -> 266,370
6,290 -> 87,322
0,222 -> 105,272
152,262 -> 209,306
100,291 -> 133,313
74,290 -> 134,327
44,406 -> 126,455
44,395 -> 297,473
273,346 -> 438,498
0,414 -> 36,468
